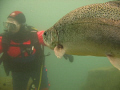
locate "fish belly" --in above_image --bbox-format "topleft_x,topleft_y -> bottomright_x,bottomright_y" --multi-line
64,43 -> 104,56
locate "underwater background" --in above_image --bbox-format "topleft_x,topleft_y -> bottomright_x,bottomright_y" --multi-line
0,0 -> 117,90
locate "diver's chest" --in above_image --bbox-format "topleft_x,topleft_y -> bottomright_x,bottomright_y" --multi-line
6,40 -> 36,58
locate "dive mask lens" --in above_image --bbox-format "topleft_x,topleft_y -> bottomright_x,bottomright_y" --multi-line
3,22 -> 8,31
3,22 -> 17,32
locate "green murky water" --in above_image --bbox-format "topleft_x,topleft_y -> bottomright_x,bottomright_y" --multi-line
0,0 -> 117,90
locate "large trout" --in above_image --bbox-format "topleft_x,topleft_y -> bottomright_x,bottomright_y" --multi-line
43,1 -> 120,70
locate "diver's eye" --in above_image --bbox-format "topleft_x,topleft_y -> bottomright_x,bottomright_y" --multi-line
44,31 -> 47,36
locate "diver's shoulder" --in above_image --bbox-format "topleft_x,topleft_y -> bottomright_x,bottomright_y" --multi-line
26,25 -> 38,32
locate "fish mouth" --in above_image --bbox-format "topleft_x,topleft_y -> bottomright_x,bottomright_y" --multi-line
43,27 -> 59,49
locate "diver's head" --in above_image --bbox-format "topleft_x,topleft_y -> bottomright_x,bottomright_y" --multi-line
3,11 -> 26,34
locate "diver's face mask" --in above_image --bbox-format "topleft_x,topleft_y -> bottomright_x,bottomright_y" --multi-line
3,18 -> 20,34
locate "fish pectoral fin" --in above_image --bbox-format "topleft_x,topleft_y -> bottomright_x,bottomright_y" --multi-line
107,55 -> 120,70
54,45 -> 65,58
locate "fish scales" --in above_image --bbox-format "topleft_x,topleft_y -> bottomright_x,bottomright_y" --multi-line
55,2 -> 120,26
43,1 -> 120,70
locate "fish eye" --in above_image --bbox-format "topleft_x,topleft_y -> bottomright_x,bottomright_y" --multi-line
44,31 -> 47,36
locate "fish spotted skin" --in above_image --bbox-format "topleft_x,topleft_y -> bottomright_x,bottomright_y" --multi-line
43,1 -> 120,69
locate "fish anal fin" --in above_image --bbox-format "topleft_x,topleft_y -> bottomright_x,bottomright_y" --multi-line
54,45 -> 65,58
107,55 -> 120,70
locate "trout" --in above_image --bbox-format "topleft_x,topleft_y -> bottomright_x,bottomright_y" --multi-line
43,1 -> 120,70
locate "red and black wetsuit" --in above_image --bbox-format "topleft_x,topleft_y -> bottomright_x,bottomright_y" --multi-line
0,30 -> 45,58
0,26 -> 49,90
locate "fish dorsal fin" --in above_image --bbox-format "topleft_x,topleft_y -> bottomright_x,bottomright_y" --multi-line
108,1 -> 120,7
107,55 -> 120,70
54,45 -> 65,58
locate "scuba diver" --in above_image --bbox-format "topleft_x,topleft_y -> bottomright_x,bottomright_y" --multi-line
0,11 -> 74,90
